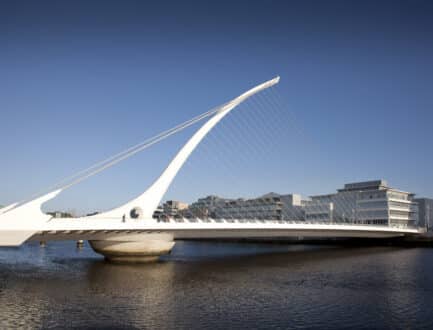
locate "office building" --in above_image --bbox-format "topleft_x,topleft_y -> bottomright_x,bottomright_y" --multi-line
189,195 -> 229,218
414,198 -> 433,231
188,193 -> 304,220
162,200 -> 189,218
304,180 -> 418,227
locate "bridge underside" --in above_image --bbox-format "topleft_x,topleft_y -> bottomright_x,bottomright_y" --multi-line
28,228 -> 414,243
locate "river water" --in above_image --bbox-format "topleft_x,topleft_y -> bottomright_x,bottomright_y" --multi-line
0,241 -> 433,329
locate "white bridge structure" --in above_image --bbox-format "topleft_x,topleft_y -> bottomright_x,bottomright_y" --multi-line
0,77 -> 423,262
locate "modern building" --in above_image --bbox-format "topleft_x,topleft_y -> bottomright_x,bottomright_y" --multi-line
414,198 -> 433,231
188,195 -> 229,218
152,206 -> 164,220
46,211 -> 73,218
158,180 -> 423,227
188,193 -> 305,220
304,180 -> 418,227
162,200 -> 189,218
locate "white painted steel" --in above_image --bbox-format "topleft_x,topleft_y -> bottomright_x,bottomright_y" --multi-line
0,190 -> 62,245
0,203 -> 18,215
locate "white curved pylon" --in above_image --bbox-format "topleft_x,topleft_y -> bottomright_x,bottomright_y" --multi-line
92,76 -> 280,220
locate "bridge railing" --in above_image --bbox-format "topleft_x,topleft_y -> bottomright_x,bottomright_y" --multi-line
162,217 -> 417,230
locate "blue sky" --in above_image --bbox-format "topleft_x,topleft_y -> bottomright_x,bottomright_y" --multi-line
1,0 -> 433,214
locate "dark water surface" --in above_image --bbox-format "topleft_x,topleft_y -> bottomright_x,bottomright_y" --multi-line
1,241 -> 433,329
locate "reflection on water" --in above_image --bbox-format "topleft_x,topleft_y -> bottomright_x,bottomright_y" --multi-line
1,241 -> 433,329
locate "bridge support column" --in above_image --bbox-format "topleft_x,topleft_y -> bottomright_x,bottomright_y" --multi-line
89,233 -> 175,263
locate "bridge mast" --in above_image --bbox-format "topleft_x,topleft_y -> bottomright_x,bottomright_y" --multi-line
90,76 -> 280,221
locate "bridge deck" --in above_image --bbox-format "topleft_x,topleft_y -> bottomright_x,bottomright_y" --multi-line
23,217 -> 422,242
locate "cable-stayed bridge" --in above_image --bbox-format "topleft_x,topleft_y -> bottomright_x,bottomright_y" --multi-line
0,76 -> 424,262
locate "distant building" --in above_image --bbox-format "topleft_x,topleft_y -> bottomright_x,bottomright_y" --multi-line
162,200 -> 189,218
414,198 -> 433,231
47,211 -> 73,218
152,206 -> 164,220
188,193 -> 305,220
216,193 -> 305,220
304,180 -> 418,227
189,195 -> 229,218
157,180 -> 425,227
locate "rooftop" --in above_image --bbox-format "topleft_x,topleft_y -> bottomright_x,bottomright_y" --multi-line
338,180 -> 388,192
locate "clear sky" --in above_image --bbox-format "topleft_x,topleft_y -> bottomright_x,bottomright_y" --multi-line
1,0 -> 433,214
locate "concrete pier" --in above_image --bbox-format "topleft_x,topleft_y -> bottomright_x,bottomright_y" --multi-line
89,233 -> 175,263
